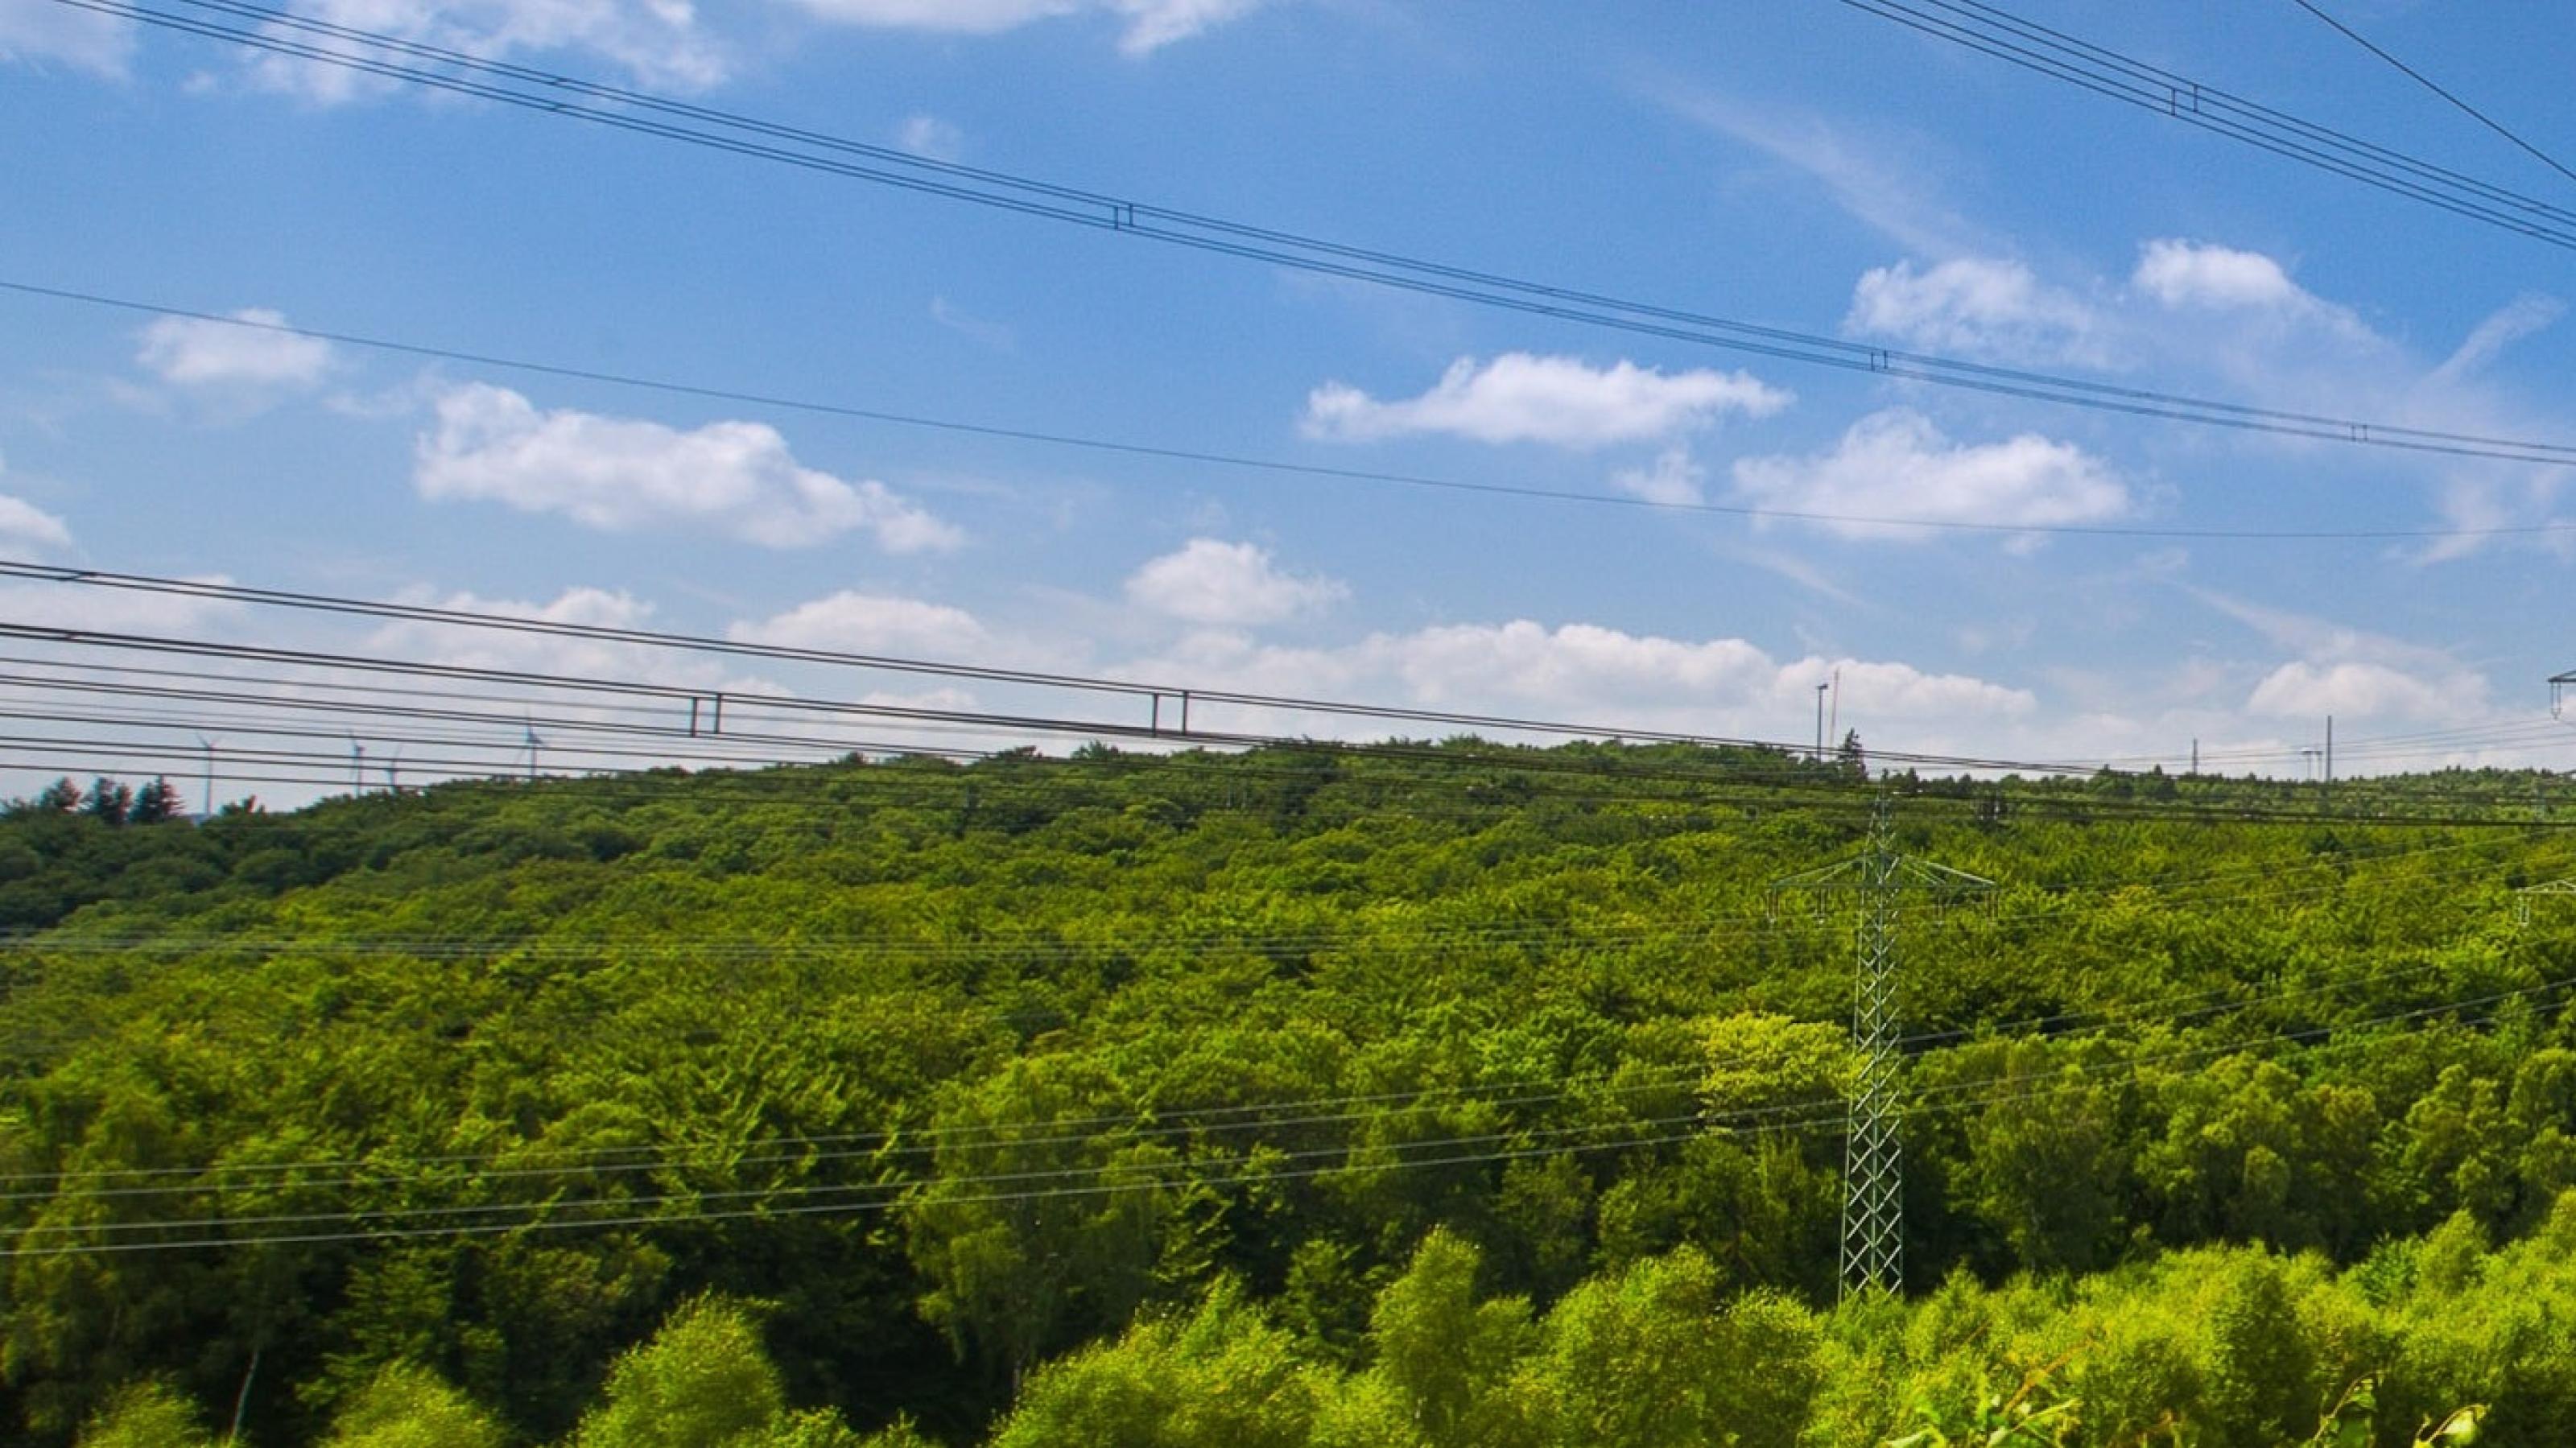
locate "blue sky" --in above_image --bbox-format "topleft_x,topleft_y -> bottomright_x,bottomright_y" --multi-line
5,0 -> 2576,795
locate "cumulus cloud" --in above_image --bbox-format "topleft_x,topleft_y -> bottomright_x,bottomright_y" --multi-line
2190,587 -> 2491,724
1128,620 -> 2036,741
1304,353 -> 1790,448
1846,256 -> 2100,364
137,309 -> 335,389
0,0 -> 132,75
1125,538 -> 1346,626
231,0 -> 726,101
1732,410 -> 2131,539
415,383 -> 963,552
789,0 -> 1268,53
2246,661 -> 2458,721
2132,239 -> 2325,314
730,590 -> 989,656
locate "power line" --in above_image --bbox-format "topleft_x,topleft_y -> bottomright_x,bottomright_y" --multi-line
40,0 -> 2576,475
9,970 -> 2556,1257
2281,0 -> 2576,191
0,833 -> 2556,1204
21,563 -> 2576,807
9,280 -> 2573,544
0,563 -> 2116,779
1833,0 -> 2576,242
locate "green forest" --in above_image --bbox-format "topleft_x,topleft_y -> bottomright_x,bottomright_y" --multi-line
0,741 -> 2566,1446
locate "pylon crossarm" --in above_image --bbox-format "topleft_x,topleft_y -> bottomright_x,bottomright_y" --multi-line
1768,856 -> 1876,893
1889,859 -> 1996,893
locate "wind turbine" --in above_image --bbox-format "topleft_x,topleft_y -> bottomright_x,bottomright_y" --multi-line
522,718 -> 545,782
382,745 -> 404,795
348,732 -> 368,794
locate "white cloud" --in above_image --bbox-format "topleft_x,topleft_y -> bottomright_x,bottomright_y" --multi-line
2434,293 -> 2563,384
1125,538 -> 1346,626
929,295 -> 1017,352
2189,587 -> 2491,725
415,383 -> 964,552
1653,87 -> 1984,258
0,454 -> 72,555
1732,410 -> 2131,540
1304,353 -> 1790,448
898,113 -> 964,162
1125,621 -> 2036,741
2245,661 -> 2458,721
1612,447 -> 1707,506
731,591 -> 989,656
367,584 -> 768,684
232,0 -> 726,101
788,0 -> 1268,53
137,309 -> 335,389
1846,256 -> 2100,364
0,574 -> 239,633
0,494 -> 71,555
2132,239 -> 2319,313
0,0 -> 132,75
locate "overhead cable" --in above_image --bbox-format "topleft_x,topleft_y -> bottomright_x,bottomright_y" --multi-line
2281,0 -> 2576,190
39,0 -> 2576,473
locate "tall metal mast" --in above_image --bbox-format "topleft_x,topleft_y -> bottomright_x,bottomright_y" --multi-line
1772,798 -> 1994,1297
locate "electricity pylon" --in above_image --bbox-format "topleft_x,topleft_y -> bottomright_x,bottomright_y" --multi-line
1771,798 -> 1994,1297
2516,877 -> 2576,926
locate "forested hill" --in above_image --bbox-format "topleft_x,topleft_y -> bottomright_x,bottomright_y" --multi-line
1,742 -> 2566,1446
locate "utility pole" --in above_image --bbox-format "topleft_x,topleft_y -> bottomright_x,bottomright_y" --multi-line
1771,798 -> 1994,1297
196,734 -> 217,817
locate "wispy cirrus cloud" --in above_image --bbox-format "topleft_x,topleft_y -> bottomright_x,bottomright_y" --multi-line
1652,85 -> 1986,258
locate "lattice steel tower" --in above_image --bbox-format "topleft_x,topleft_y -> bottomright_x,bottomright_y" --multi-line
1773,798 -> 1993,1297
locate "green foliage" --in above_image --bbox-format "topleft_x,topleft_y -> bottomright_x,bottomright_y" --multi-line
71,1384 -> 212,1448
2,749 -> 2575,1442
1359,1230 -> 1532,1446
319,1362 -> 505,1448
568,1297 -> 785,1448
989,1281 -> 1323,1448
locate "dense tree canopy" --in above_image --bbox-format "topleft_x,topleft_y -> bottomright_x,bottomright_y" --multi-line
0,745 -> 2557,1442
